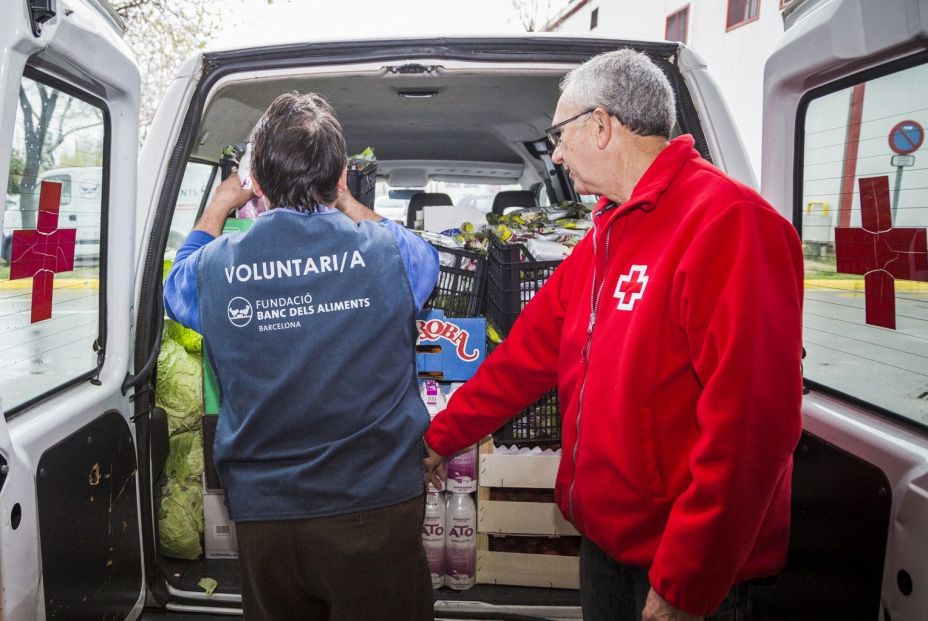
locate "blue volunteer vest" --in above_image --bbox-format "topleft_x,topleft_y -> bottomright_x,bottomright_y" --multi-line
196,209 -> 429,522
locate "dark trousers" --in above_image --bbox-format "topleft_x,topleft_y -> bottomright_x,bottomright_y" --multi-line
236,495 -> 434,621
580,537 -> 771,621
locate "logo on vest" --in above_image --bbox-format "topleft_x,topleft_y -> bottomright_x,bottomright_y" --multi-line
227,296 -> 254,327
614,265 -> 649,311
416,319 -> 479,361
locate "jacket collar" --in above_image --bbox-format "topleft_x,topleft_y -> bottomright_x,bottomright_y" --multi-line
594,134 -> 698,218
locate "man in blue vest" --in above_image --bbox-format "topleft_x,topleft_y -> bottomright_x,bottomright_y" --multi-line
164,92 -> 439,620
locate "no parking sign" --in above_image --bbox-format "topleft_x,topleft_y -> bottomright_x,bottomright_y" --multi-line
888,120 -> 924,155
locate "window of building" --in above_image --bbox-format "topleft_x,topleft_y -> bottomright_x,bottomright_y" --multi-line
590,7 -> 598,31
665,6 -> 689,44
1,73 -> 107,414
799,60 -> 928,429
727,0 -> 761,30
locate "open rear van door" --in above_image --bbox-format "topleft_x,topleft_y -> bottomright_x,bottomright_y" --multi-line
0,1 -> 144,618
763,0 -> 928,619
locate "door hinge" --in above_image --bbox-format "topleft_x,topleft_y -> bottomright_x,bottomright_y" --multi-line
27,0 -> 57,37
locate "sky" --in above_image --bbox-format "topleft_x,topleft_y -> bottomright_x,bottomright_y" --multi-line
214,0 -> 545,49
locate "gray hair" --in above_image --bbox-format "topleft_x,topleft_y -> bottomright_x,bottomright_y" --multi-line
560,49 -> 676,138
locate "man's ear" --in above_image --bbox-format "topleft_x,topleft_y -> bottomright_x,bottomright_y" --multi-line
336,166 -> 348,193
251,175 -> 265,198
594,108 -> 612,150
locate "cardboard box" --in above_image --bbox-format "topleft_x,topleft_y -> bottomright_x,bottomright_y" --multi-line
203,482 -> 238,559
416,310 -> 485,381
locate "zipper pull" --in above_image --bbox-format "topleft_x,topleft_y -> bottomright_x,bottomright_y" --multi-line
587,313 -> 596,334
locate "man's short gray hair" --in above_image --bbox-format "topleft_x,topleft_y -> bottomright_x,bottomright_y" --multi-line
560,49 -> 676,138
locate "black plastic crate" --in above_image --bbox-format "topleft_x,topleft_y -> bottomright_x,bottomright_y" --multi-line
485,338 -> 561,445
485,233 -> 562,337
424,244 -> 487,317
347,159 -> 377,210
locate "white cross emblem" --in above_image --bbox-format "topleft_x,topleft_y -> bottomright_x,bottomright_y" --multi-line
614,265 -> 649,311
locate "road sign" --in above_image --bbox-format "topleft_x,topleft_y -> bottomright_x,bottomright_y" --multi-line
888,120 -> 924,155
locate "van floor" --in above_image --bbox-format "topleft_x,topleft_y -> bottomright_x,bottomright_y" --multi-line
161,557 -> 582,606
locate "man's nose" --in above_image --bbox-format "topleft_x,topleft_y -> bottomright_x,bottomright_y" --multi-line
551,144 -> 563,164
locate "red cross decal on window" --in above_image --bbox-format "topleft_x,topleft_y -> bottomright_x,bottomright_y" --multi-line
614,264 -> 649,311
834,176 -> 928,330
8,180 -> 77,323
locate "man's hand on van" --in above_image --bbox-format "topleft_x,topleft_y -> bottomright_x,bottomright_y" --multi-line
194,174 -> 254,237
423,442 -> 446,490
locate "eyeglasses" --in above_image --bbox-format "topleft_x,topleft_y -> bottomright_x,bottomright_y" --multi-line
545,108 -> 596,148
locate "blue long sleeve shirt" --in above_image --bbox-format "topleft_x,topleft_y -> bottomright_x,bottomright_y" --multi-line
164,207 -> 438,333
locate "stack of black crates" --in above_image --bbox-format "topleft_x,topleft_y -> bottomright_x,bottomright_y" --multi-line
347,157 -> 377,210
485,233 -> 562,447
423,231 -> 564,447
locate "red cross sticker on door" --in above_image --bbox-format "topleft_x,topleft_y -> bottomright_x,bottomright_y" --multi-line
8,180 -> 77,323
614,264 -> 649,311
834,176 -> 928,330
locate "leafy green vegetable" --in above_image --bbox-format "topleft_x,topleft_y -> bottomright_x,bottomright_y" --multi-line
156,339 -> 203,434
164,318 -> 203,354
198,577 -> 218,595
164,428 -> 204,482
158,479 -> 204,560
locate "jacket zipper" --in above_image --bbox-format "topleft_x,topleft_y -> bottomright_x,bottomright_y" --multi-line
567,204 -> 617,525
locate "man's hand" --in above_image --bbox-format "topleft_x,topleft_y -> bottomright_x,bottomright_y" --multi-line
194,173 -> 254,236
642,588 -> 703,621
332,183 -> 382,223
423,442 -> 446,491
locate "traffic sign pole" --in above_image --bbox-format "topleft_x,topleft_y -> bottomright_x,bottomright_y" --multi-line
892,165 -> 903,220
886,120 -> 923,221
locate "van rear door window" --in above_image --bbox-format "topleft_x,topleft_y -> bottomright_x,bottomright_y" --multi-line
800,60 -> 928,427
1,74 -> 106,414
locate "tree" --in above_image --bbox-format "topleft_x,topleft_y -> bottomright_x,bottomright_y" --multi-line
12,0 -> 217,228
510,0 -> 554,32
7,149 -> 23,195
15,80 -> 103,227
113,0 -> 220,140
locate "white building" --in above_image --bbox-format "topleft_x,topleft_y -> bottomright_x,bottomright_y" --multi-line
544,0 -> 791,176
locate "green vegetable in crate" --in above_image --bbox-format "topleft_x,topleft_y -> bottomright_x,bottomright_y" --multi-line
158,478 -> 204,560
486,322 -> 503,345
349,146 -> 376,162
494,224 -> 513,242
156,339 -> 203,434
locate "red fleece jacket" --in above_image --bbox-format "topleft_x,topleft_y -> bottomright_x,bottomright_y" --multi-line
425,135 -> 804,616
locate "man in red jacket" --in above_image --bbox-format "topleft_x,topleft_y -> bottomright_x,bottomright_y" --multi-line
424,50 -> 803,620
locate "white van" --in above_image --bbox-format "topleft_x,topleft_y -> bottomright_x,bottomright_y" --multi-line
0,0 -> 926,619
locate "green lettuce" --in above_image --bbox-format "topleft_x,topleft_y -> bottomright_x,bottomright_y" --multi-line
164,428 -> 204,483
158,479 -> 203,560
164,318 -> 202,354
156,339 -> 203,434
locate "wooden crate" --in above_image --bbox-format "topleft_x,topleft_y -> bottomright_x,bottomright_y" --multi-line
475,438 -> 580,590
